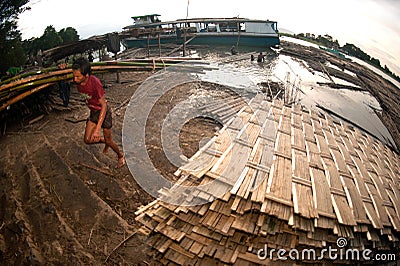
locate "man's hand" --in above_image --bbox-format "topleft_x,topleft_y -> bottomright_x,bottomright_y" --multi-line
58,63 -> 68,69
91,128 -> 101,142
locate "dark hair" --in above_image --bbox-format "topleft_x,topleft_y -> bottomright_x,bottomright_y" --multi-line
72,57 -> 91,75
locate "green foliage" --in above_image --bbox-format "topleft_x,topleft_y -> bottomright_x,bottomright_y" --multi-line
0,0 -> 30,28
0,0 -> 30,75
0,0 -> 80,77
58,27 -> 79,44
370,57 -> 381,68
20,25 -> 61,57
316,35 -> 340,49
1,33 -> 26,76
23,26 -> 80,59
40,25 -> 63,50
342,43 -> 371,61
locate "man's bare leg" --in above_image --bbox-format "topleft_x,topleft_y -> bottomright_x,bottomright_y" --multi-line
85,122 -> 108,151
84,120 -> 99,144
102,142 -> 110,154
103,128 -> 125,168
84,122 -> 123,168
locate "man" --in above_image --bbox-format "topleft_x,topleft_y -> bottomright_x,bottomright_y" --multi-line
257,52 -> 265,63
71,57 -> 125,168
230,45 -> 238,55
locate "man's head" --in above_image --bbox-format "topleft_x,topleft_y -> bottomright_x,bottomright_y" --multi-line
72,57 -> 91,85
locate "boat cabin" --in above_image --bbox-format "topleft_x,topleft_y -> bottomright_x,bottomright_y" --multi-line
173,18 -> 278,35
131,14 -> 161,26
245,21 -> 278,34
122,16 -> 280,48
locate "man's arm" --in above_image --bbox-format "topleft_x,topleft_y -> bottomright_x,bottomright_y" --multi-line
92,96 -> 107,142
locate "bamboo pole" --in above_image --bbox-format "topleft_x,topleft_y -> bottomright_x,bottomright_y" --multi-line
6,74 -> 73,94
158,32 -> 161,57
0,83 -> 54,112
1,63 -> 170,92
0,66 -> 63,85
167,36 -> 196,56
0,59 -> 208,113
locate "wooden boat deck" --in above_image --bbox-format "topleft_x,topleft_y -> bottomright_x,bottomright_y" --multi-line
135,94 -> 400,264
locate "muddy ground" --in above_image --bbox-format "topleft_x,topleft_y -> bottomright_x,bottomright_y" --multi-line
0,40 -> 399,265
0,70 -> 232,265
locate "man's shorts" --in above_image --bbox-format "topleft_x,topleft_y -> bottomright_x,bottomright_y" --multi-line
88,104 -> 113,129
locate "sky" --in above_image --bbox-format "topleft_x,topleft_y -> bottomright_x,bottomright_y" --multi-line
17,0 -> 400,76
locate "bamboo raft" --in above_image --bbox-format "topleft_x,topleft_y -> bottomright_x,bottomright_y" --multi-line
135,95 -> 400,264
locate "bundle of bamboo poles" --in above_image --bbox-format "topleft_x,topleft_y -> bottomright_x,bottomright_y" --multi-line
0,58 -> 204,113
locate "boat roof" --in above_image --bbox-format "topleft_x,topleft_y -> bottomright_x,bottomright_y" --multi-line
124,17 -> 277,29
131,14 -> 161,19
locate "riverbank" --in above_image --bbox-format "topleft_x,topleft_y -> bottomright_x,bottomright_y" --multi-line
0,39 -> 399,264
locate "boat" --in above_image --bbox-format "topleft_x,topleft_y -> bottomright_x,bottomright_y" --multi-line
121,15 -> 280,49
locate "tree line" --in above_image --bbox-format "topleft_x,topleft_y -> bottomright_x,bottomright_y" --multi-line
0,0 -> 79,78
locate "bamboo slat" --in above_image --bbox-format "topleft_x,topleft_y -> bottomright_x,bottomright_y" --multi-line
341,175 -> 374,225
292,149 -> 317,218
292,127 -> 306,152
291,110 -> 303,129
264,153 -> 292,220
320,158 -> 356,225
310,167 -> 335,227
305,139 -> 323,170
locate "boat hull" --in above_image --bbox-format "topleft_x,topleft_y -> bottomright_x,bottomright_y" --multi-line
123,32 -> 280,49
123,35 -> 181,48
187,33 -> 280,47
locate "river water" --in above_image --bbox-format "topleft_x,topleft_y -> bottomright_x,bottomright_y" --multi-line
185,42 -> 397,149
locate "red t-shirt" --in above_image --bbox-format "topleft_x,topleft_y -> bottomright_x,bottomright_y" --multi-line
77,75 -> 105,111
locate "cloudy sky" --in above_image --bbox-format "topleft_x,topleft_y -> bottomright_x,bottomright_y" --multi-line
18,0 -> 400,75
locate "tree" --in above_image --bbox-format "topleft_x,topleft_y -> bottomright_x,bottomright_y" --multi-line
39,25 -> 62,51
21,25 -> 79,67
316,35 -> 339,49
370,57 -> 381,68
0,24 -> 26,73
342,43 -> 371,62
58,27 -> 79,44
0,0 -> 31,75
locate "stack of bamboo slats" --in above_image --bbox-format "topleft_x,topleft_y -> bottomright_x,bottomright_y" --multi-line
135,96 -> 400,265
